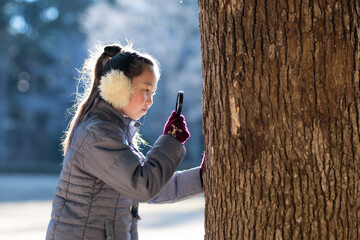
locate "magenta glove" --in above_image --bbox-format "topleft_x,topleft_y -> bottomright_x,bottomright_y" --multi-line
200,153 -> 206,174
163,111 -> 190,144
200,153 -> 206,187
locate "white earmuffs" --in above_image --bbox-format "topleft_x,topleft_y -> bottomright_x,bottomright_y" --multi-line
99,69 -> 134,109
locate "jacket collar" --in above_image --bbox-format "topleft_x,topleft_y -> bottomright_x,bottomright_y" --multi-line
93,99 -> 141,142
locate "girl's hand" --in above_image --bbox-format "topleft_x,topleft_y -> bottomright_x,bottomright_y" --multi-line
200,153 -> 206,174
200,153 -> 206,188
163,111 -> 190,144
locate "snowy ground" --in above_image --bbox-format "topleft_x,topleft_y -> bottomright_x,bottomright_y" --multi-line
0,174 -> 204,240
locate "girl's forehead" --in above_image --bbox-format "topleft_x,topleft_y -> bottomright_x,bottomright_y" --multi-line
132,69 -> 158,88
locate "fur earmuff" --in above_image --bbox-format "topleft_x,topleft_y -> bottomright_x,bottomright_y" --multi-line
99,70 -> 134,109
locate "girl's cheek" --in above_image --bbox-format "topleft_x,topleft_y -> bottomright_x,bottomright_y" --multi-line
136,92 -> 147,105
130,91 -> 145,103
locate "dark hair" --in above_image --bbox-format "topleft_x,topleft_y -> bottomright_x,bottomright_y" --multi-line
61,44 -> 160,155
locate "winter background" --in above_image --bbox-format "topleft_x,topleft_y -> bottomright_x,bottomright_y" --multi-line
0,0 -> 204,239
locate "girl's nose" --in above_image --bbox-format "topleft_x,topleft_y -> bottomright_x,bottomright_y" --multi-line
146,95 -> 153,108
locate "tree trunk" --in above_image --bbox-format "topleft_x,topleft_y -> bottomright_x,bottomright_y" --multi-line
198,0 -> 360,239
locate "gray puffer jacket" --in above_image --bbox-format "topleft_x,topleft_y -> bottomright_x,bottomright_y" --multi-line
46,100 -> 203,240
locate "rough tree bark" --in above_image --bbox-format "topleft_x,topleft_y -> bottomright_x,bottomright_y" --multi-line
198,0 -> 360,239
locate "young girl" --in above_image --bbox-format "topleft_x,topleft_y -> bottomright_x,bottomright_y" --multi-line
46,44 -> 204,240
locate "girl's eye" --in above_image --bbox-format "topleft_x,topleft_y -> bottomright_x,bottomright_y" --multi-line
144,89 -> 156,95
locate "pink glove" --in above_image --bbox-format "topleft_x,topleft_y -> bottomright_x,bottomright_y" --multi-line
163,111 -> 190,144
200,153 -> 206,188
200,153 -> 206,174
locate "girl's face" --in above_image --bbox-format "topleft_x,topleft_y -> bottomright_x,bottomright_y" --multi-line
120,67 -> 157,120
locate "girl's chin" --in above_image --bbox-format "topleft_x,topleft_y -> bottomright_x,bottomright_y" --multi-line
134,112 -> 146,120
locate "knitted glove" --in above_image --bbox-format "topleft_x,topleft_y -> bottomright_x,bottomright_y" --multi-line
200,153 -> 206,174
163,111 -> 190,144
200,153 -> 206,188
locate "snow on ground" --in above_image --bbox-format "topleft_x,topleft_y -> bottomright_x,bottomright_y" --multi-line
0,174 -> 204,240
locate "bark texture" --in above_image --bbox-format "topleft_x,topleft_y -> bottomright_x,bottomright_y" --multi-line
198,0 -> 360,239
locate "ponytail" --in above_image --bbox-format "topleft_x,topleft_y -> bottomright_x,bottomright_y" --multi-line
95,45 -> 122,82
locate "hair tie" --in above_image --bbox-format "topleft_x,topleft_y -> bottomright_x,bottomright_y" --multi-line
104,45 -> 122,58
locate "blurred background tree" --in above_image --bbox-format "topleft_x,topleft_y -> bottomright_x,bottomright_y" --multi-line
0,0 -> 203,173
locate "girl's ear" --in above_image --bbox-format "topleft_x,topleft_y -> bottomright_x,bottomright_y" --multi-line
99,70 -> 134,109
